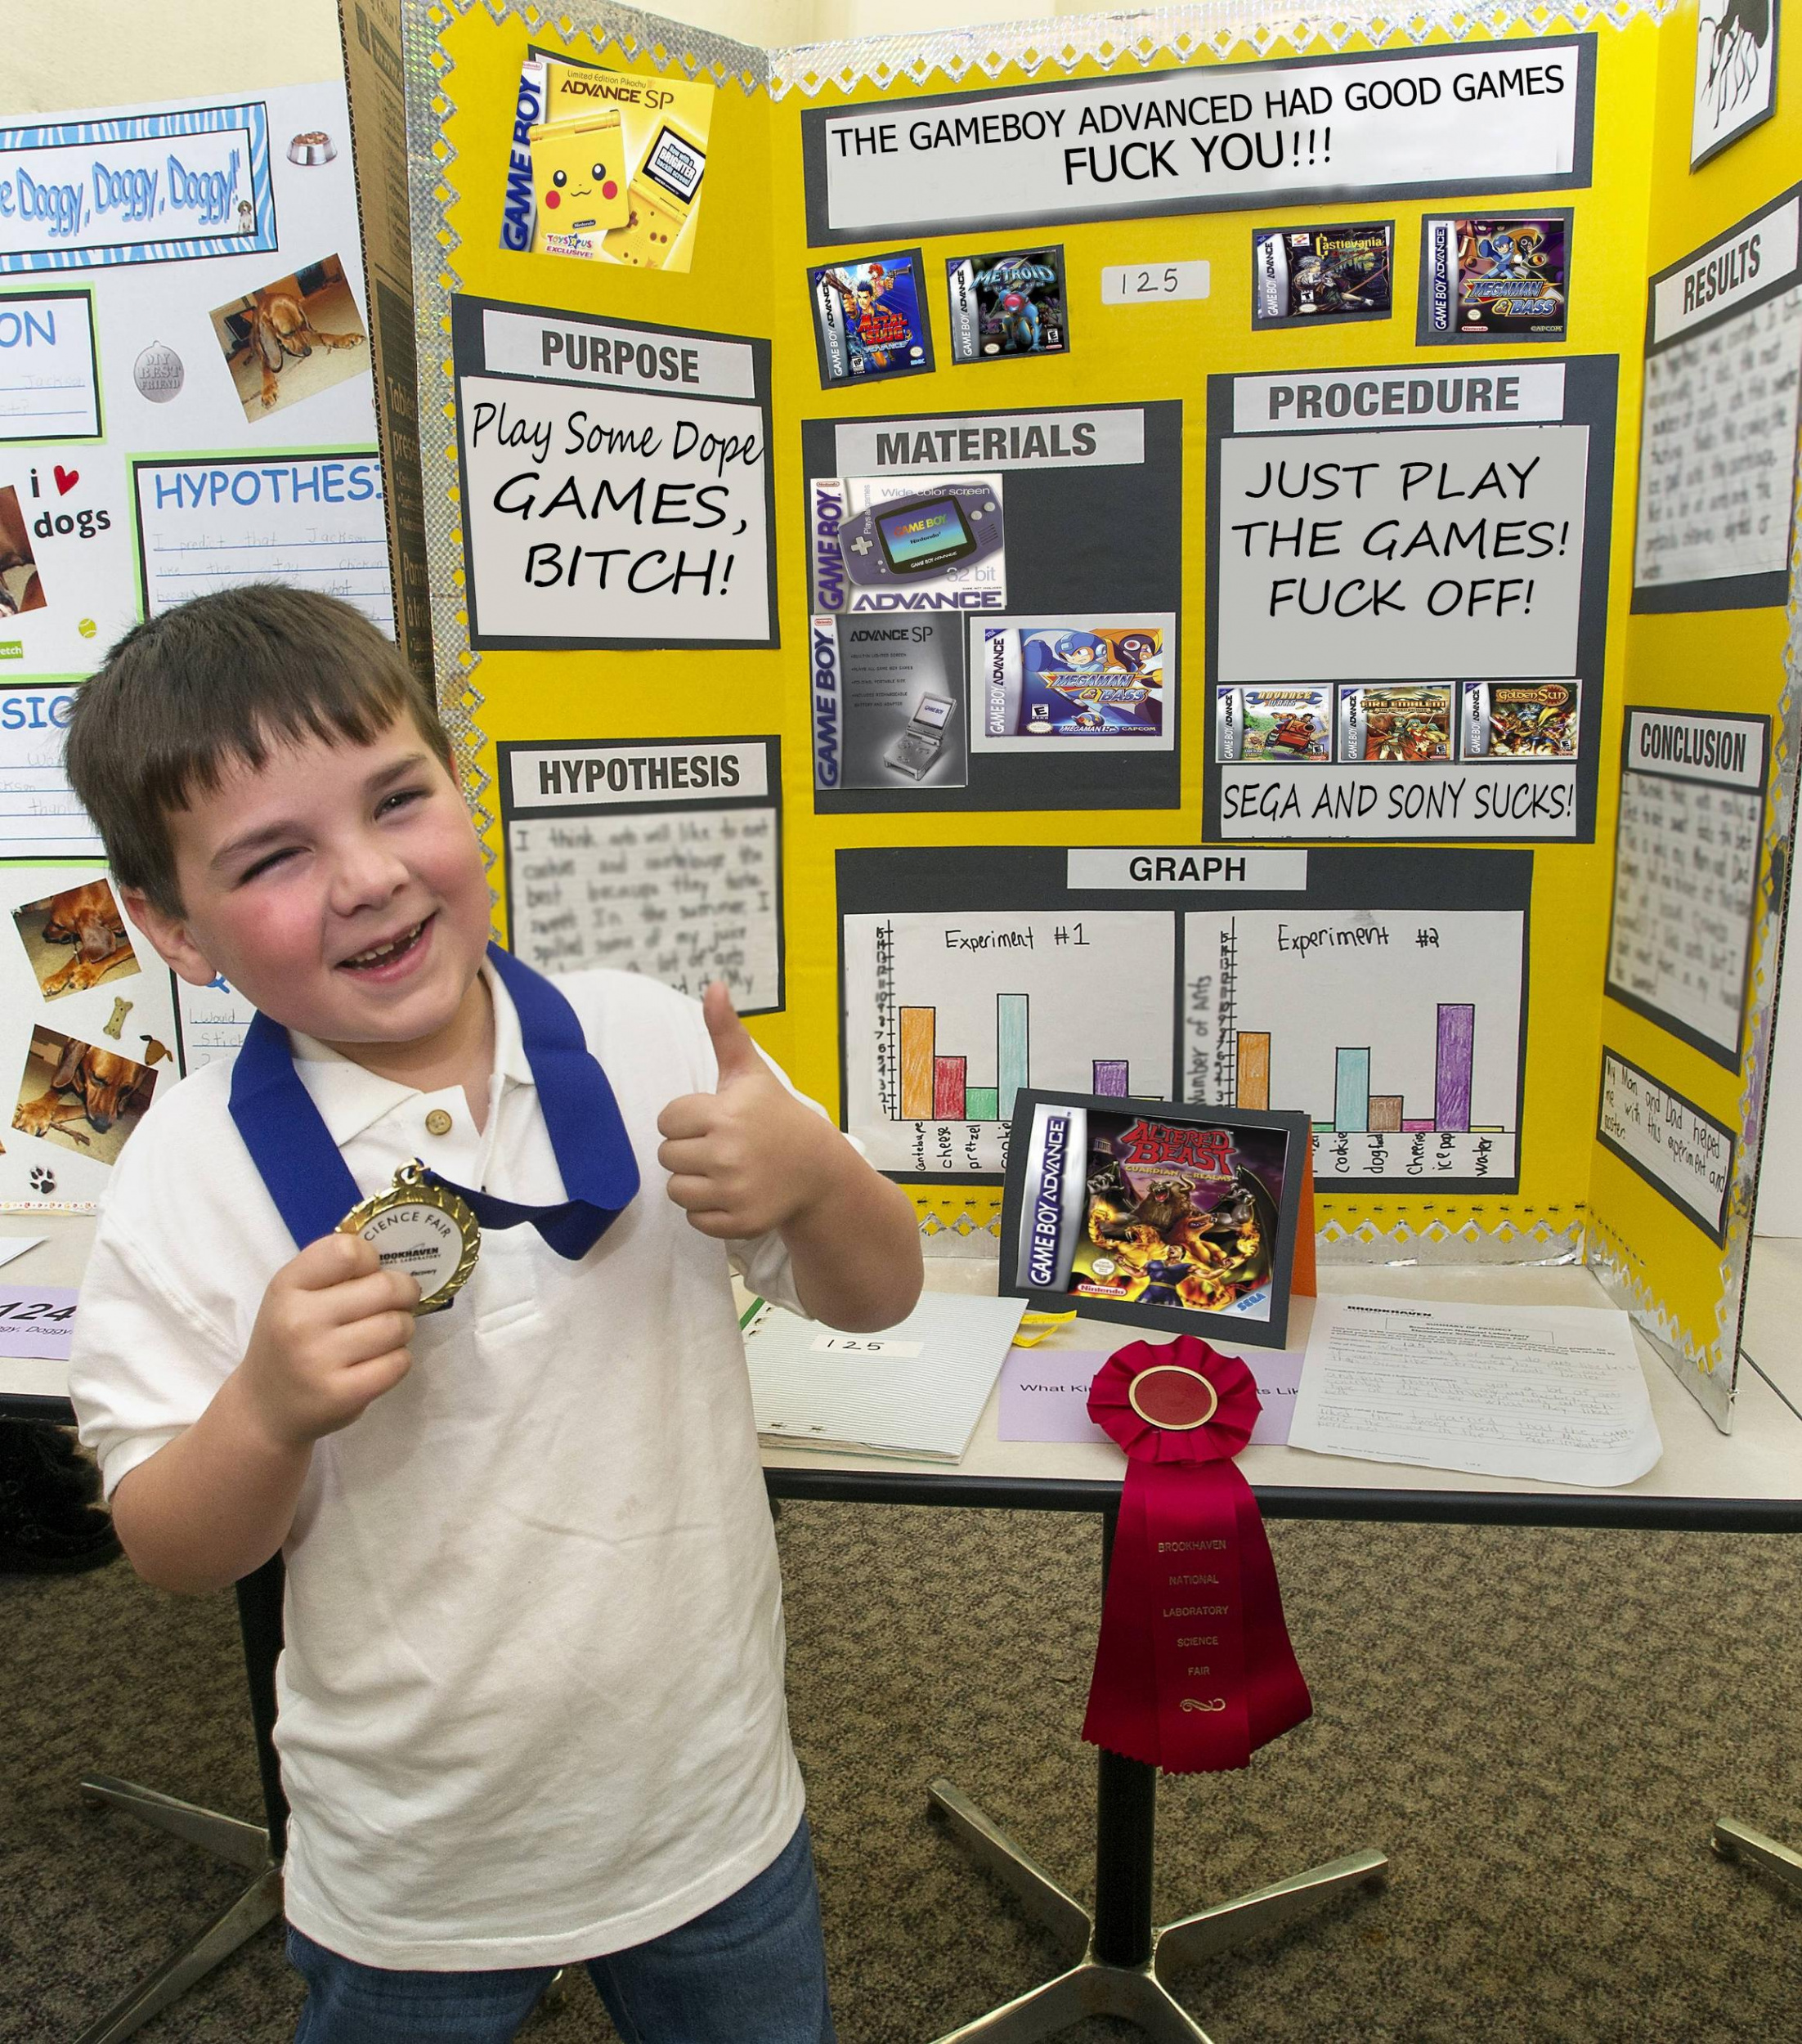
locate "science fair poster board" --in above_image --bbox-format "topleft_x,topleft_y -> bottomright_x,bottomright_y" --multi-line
1585,39 -> 1802,1431
0,79 -> 401,1206
369,0 -> 1800,1432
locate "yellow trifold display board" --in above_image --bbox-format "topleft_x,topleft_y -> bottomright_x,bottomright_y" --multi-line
364,0 -> 1800,1428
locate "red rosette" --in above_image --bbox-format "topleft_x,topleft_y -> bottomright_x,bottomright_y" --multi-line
1082,1335 -> 1311,1774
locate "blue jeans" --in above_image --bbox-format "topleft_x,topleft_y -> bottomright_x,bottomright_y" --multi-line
288,1819 -> 836,2044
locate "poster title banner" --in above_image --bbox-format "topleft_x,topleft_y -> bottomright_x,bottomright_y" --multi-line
0,101 -> 278,271
803,39 -> 1594,242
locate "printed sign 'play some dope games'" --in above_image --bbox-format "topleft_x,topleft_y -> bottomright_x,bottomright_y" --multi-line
1606,709 -> 1767,1068
500,738 -> 782,1015
1597,1051 -> 1733,1241
803,41 -> 1593,242
452,296 -> 775,650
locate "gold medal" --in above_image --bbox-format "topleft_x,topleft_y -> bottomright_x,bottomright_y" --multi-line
338,1160 -> 480,1315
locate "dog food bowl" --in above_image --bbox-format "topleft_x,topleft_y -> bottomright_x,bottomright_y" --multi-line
288,132 -> 337,166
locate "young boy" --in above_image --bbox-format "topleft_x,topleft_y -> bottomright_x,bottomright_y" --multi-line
64,585 -> 922,2042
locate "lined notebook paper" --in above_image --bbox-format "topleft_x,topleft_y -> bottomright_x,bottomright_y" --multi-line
743,1293 -> 1028,1462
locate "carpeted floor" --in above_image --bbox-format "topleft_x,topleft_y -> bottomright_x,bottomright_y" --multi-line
3,1498 -> 1801,2042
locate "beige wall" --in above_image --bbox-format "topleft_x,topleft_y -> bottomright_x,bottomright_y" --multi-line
0,0 -> 1074,119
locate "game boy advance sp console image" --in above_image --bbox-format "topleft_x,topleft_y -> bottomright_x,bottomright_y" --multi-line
603,119 -> 706,270
842,485 -> 1005,587
885,692 -> 959,779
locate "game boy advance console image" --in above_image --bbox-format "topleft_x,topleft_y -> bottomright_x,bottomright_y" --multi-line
842,484 -> 1004,586
885,692 -> 959,779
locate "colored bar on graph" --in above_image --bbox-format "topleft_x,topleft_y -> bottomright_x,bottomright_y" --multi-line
934,1056 -> 966,1120
1401,1118 -> 1435,1132
899,1006 -> 935,1120
997,994 -> 1029,1118
966,1086 -> 999,1122
1235,1032 -> 1271,1110
1436,1004 -> 1475,1132
1093,1059 -> 1128,1096
1369,1095 -> 1403,1132
1334,1047 -> 1370,1133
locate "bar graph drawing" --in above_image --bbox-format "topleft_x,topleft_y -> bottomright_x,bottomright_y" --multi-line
845,910 -> 1175,1175
1184,909 -> 1525,1187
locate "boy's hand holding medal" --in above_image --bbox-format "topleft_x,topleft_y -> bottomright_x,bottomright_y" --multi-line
240,1233 -> 422,1448
657,986 -> 845,1240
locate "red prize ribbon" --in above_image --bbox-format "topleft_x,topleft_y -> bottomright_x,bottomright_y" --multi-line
1082,1336 -> 1311,1774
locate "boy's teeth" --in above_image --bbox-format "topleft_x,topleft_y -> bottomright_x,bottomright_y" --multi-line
346,923 -> 420,966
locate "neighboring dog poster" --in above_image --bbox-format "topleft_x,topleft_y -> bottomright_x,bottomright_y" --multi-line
0,80 -> 390,685
0,861 -> 183,1208
0,484 -> 47,616
209,254 -> 368,422
13,1024 -> 157,1168
12,881 -> 141,1001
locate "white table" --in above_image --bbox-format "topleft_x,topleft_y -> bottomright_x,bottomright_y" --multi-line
11,1227 -> 1801,2043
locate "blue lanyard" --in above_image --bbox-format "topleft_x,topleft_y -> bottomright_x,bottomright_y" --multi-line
227,944 -> 639,1262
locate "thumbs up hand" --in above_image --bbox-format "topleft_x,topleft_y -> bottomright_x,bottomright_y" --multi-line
657,983 -> 843,1240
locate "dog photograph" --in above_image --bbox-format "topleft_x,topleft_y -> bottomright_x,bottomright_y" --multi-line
209,253 -> 369,423
0,484 -> 47,616
12,1026 -> 156,1165
12,879 -> 141,1002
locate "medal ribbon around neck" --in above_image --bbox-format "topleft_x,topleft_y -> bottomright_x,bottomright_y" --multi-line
228,943 -> 640,1277
1083,1335 -> 1311,1774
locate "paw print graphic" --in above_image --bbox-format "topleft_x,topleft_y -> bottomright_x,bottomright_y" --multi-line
28,1165 -> 55,1195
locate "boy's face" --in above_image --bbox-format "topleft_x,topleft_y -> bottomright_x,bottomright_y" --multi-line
128,714 -> 491,1051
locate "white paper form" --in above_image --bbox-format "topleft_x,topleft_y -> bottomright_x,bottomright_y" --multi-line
1290,1294 -> 1661,1487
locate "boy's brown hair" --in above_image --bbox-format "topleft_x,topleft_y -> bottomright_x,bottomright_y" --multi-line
65,585 -> 454,917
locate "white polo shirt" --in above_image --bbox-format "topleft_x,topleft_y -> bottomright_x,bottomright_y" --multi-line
69,966 -> 809,1970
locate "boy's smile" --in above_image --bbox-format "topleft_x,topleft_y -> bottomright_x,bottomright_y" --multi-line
128,715 -> 493,1080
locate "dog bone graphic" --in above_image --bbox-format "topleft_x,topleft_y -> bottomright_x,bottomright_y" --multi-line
104,997 -> 133,1040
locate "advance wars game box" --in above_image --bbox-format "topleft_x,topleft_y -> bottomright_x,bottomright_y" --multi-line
1216,686 -> 1334,762
1461,680 -> 1580,759
971,617 -> 1169,746
809,251 -> 934,386
946,246 -> 1069,361
1001,1095 -> 1308,1346
1419,214 -> 1571,342
1252,222 -> 1392,327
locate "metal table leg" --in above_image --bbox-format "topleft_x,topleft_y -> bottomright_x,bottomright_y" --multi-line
71,1558 -> 289,2044
926,1511 -> 1388,2044
1712,1818 -> 1802,1896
